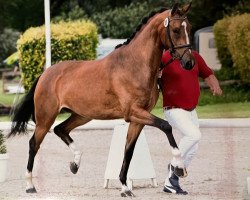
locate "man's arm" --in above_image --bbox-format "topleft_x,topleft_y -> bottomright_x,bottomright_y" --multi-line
204,74 -> 222,96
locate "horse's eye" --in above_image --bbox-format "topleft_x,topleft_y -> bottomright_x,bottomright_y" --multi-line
173,28 -> 180,34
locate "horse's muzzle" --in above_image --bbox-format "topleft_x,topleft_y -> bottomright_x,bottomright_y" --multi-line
181,58 -> 195,71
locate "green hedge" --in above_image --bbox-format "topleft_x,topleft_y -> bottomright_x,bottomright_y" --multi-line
213,13 -> 250,83
227,13 -> 250,84
213,18 -> 233,69
17,20 -> 98,90
213,17 -> 239,80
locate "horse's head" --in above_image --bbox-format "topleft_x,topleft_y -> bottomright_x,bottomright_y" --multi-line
160,3 -> 195,70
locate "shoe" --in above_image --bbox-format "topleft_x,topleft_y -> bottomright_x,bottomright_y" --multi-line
163,164 -> 188,195
163,185 -> 188,195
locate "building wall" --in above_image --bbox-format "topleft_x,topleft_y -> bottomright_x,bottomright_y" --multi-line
198,32 -> 221,70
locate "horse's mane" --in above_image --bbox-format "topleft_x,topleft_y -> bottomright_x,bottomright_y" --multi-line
115,7 -> 168,49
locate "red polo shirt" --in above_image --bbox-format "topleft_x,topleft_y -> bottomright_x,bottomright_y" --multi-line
161,50 -> 213,110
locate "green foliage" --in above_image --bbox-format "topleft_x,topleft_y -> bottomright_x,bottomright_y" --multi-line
0,0 -> 44,32
0,130 -> 7,154
213,13 -> 250,83
214,67 -> 240,81
199,84 -> 250,106
17,20 -> 98,91
188,0 -> 247,34
213,18 -> 233,69
0,0 -> 246,35
224,0 -> 250,15
0,28 -> 20,63
52,5 -> 88,23
213,17 -> 240,81
156,83 -> 250,109
91,2 -> 150,38
227,13 -> 250,84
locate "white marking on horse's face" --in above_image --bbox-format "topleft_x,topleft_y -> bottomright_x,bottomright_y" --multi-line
181,21 -> 189,44
181,21 -> 191,53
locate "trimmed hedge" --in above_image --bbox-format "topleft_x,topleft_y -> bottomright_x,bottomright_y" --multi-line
213,17 -> 239,81
17,20 -> 98,90
213,18 -> 233,69
227,13 -> 250,84
213,13 -> 250,83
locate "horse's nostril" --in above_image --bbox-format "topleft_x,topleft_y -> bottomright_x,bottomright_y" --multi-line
185,61 -> 193,70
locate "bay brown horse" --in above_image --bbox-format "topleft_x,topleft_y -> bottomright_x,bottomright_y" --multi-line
8,3 -> 194,197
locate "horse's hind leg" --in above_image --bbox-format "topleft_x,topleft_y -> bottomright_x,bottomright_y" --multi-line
119,122 -> 144,197
25,102 -> 59,193
26,123 -> 56,193
54,113 -> 91,174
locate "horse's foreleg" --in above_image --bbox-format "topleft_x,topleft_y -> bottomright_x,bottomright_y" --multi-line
153,116 -> 187,177
119,122 -> 144,197
54,113 -> 91,174
129,107 -> 187,178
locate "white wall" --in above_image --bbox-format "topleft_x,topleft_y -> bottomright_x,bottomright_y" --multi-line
199,32 -> 221,70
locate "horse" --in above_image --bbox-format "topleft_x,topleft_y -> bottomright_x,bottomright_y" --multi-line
8,2 -> 194,197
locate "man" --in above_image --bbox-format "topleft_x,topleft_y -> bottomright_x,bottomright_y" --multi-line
159,50 -> 222,195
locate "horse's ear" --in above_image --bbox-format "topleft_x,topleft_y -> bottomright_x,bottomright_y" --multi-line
181,2 -> 192,14
171,3 -> 179,16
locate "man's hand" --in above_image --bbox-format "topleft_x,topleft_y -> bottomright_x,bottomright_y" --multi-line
204,74 -> 222,96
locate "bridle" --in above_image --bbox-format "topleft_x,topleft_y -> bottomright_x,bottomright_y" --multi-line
162,16 -> 192,67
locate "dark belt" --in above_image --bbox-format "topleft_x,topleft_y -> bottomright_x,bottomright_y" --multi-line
164,106 -> 195,112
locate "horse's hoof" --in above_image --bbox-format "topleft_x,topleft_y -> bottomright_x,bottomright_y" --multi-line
70,162 -> 79,174
26,187 -> 37,193
174,166 -> 188,178
121,190 -> 136,197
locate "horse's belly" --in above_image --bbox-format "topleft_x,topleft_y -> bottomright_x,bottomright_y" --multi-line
60,90 -> 123,120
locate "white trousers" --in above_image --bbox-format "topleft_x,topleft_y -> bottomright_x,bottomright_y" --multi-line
164,108 -> 201,168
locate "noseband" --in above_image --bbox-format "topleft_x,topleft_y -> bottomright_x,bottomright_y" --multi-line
164,16 -> 192,60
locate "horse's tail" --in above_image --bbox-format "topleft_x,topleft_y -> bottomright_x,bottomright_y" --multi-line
8,77 -> 40,138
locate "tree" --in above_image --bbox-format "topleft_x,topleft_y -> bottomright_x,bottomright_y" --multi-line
0,0 -> 44,32
0,29 -> 20,62
188,0 -> 245,33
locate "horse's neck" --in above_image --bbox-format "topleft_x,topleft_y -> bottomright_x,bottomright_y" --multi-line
126,18 -> 164,74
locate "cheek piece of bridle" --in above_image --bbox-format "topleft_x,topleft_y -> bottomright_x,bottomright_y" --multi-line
160,17 -> 192,69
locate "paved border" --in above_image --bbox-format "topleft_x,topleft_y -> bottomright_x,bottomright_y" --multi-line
1,118 -> 250,132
